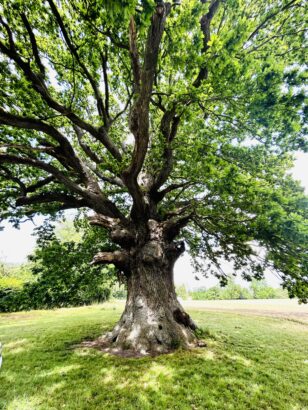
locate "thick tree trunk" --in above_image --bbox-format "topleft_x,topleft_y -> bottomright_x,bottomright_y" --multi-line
101,249 -> 198,355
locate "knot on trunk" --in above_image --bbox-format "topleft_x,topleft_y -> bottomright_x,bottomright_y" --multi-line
148,219 -> 164,240
141,240 -> 164,263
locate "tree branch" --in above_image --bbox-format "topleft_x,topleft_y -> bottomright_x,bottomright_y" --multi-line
0,21 -> 122,161
0,153 -> 84,194
20,12 -> 46,77
73,125 -> 102,164
153,181 -> 193,203
100,50 -> 110,120
26,176 -> 55,193
111,91 -> 133,125
150,109 -> 180,195
247,0 -> 299,42
0,152 -> 126,218
129,16 -> 141,93
0,165 -> 26,196
46,0 -> 108,124
0,108 -> 88,178
91,250 -> 129,271
89,213 -> 135,248
15,192 -> 88,209
194,0 -> 220,87
122,3 -> 171,218
163,212 -> 194,241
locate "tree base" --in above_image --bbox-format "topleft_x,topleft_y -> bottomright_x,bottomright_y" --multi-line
81,302 -> 201,357
82,247 -> 203,357
80,332 -> 203,359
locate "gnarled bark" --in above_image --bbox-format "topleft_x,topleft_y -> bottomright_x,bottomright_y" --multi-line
98,230 -> 198,356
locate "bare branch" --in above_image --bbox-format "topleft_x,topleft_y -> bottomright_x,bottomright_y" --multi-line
111,91 -> 133,124
0,153 -> 85,194
0,165 -> 26,195
0,108 -> 87,177
163,212 -> 194,241
89,213 -> 121,229
89,213 -> 135,248
97,174 -> 125,188
0,153 -> 126,218
15,192 -> 88,208
26,176 -> 55,193
0,15 -> 15,50
149,109 -> 181,195
100,50 -> 110,120
153,181 -> 193,203
73,125 -> 102,164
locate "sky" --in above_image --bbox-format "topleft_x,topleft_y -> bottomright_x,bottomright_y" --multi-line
0,152 -> 307,289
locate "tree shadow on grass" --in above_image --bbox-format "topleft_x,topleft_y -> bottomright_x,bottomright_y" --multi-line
0,338 -> 300,410
1,311 -> 307,410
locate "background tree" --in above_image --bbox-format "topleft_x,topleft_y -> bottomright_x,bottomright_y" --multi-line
0,219 -> 115,312
0,0 -> 307,354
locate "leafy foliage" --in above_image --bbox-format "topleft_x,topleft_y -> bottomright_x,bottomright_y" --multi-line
0,262 -> 33,289
0,0 -> 307,302
0,220 -> 116,312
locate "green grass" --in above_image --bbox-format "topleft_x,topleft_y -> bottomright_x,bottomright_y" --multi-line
0,302 -> 307,410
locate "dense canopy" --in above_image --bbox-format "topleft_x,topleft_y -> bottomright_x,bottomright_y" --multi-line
0,0 -> 307,352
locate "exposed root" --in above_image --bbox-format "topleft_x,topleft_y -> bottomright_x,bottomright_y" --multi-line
78,334 -> 206,358
77,312 -> 205,358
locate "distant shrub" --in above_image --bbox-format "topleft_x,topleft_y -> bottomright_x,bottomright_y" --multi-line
190,277 -> 288,300
0,262 -> 34,286
272,287 -> 289,299
220,280 -> 252,300
111,285 -> 127,299
0,277 -> 24,290
176,285 -> 189,300
191,286 -> 221,300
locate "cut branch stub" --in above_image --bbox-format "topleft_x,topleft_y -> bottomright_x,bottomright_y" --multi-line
91,250 -> 129,271
89,213 -> 136,248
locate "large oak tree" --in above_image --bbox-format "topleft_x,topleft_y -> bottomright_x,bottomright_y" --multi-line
0,0 -> 307,354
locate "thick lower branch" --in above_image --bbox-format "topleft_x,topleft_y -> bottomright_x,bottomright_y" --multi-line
89,214 -> 120,229
91,250 -> 129,271
15,192 -> 87,208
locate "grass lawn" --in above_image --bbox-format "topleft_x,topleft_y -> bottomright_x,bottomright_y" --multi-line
0,301 -> 307,410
